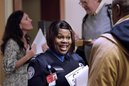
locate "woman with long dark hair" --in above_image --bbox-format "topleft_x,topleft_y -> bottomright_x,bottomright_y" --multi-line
1,10 -> 36,86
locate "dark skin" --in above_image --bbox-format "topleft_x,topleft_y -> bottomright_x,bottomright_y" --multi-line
112,4 -> 120,24
112,1 -> 129,24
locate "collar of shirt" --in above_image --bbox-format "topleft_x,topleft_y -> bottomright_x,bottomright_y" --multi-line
94,0 -> 106,15
49,49 -> 65,62
114,14 -> 129,26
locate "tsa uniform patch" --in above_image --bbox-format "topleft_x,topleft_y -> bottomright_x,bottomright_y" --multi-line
28,66 -> 35,79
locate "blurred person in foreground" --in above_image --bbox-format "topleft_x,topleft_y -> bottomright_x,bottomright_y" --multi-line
88,0 -> 129,85
1,10 -> 36,86
28,20 -> 85,86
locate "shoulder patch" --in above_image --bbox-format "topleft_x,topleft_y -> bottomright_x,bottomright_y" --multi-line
28,66 -> 35,79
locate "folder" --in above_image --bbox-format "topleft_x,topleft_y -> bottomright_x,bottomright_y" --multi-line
65,65 -> 89,86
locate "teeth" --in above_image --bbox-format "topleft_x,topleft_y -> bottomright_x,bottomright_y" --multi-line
61,47 -> 67,50
60,46 -> 67,50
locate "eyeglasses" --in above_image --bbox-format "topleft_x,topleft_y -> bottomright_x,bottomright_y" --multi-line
79,1 -> 87,6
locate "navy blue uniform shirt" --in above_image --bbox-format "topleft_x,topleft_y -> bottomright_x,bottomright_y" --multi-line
28,49 -> 85,86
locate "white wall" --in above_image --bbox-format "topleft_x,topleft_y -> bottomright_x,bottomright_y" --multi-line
65,0 -> 113,38
65,0 -> 85,38
106,0 -> 113,4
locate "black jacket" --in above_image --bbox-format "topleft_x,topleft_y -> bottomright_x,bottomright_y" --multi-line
28,50 -> 85,86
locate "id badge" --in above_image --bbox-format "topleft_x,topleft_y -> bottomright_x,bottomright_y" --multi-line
46,73 -> 57,85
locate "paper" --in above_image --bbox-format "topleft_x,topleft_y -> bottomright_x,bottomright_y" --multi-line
65,65 -> 89,86
32,29 -> 46,54
76,66 -> 89,86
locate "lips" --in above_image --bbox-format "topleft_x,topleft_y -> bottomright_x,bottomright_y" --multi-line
60,45 -> 68,50
59,45 -> 69,51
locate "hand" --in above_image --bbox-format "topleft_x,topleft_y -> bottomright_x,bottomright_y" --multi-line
26,44 -> 36,59
83,39 -> 94,46
42,43 -> 49,52
75,39 -> 94,46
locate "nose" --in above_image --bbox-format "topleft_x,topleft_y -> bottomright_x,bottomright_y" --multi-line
62,38 -> 67,42
29,18 -> 32,22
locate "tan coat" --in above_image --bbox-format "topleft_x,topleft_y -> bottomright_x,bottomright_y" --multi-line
88,33 -> 129,86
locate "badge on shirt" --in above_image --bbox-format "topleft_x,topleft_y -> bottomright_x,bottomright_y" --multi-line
46,73 -> 57,85
28,66 -> 35,79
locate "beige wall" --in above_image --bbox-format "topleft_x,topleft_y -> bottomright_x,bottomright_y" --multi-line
0,0 -> 5,85
5,0 -> 13,22
22,0 -> 41,42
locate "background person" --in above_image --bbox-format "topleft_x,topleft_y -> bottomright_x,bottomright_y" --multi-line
76,0 -> 112,64
28,20 -> 85,86
88,0 -> 129,85
1,10 -> 36,86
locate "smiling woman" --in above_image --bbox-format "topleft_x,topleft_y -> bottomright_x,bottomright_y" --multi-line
54,29 -> 72,55
46,20 -> 75,55
28,20 -> 85,86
